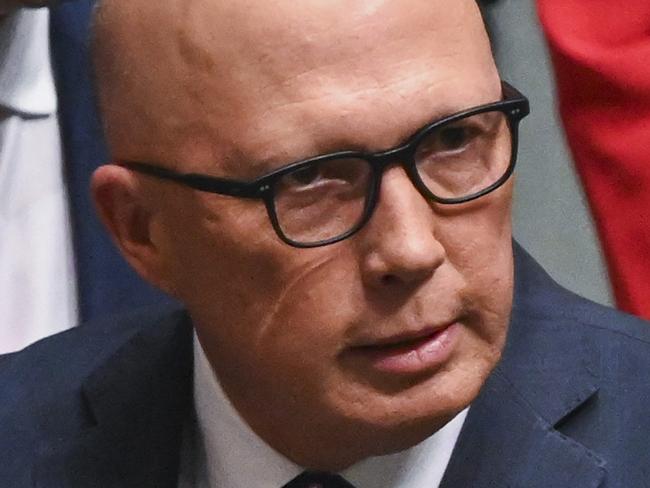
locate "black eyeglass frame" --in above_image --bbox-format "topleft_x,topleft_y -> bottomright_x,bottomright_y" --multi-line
117,81 -> 529,248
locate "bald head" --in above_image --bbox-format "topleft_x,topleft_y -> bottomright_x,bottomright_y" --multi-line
93,0 -> 496,173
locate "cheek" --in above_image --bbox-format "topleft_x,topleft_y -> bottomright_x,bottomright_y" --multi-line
171,201 -> 362,380
199,245 -> 366,426
252,249 -> 362,368
438,183 -> 513,284
161,193 -> 278,308
437,188 -> 514,342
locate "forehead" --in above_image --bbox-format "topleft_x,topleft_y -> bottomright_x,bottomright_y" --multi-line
102,0 -> 498,176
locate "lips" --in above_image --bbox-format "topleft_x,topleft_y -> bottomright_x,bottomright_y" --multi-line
347,322 -> 460,375
356,325 -> 449,349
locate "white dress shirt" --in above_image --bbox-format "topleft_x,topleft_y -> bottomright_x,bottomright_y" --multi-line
179,332 -> 468,488
0,8 -> 77,353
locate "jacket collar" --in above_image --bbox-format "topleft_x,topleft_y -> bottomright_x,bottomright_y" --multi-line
34,310 -> 194,488
35,244 -> 605,487
441,244 -> 605,487
0,9 -> 57,116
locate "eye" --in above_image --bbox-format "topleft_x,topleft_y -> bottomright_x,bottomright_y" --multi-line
416,121 -> 483,162
286,164 -> 322,186
437,125 -> 475,151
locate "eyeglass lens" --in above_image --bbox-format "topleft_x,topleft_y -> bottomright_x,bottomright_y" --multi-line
274,157 -> 373,244
273,110 -> 513,245
415,111 -> 512,199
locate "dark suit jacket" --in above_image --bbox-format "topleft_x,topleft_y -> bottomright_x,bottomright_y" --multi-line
2,246 -> 650,487
49,1 -> 172,321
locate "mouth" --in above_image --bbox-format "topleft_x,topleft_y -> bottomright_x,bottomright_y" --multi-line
347,322 -> 461,375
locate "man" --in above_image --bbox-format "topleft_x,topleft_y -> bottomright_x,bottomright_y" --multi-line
2,0 -> 650,486
0,0 -> 78,352
0,0 -> 170,354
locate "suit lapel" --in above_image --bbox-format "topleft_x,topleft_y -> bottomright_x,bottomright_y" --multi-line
441,246 -> 606,488
440,370 -> 604,488
34,311 -> 194,488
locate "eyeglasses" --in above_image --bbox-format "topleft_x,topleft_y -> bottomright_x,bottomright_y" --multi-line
117,81 -> 529,248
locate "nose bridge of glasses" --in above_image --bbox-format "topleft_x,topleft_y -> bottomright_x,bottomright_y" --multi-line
368,142 -> 427,200
370,141 -> 413,169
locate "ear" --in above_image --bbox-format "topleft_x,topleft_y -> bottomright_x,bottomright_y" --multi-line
91,164 -> 175,294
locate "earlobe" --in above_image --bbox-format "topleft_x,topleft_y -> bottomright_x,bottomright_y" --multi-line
91,164 -> 175,294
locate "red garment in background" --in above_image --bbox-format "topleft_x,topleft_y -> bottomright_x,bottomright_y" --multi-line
537,0 -> 650,318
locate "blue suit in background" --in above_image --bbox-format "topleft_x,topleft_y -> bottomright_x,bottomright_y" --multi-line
49,1 -> 173,321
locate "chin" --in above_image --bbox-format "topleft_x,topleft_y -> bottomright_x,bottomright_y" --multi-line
335,376 -> 479,460
378,415 -> 458,453
324,411 -> 459,468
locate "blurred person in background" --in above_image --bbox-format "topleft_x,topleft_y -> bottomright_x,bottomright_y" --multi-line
537,0 -> 650,319
0,0 -> 170,354
0,0 -> 77,353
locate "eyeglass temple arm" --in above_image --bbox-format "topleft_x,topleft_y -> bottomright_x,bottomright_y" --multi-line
116,161 -> 262,198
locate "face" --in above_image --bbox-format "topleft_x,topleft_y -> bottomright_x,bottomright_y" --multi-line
95,0 -> 513,470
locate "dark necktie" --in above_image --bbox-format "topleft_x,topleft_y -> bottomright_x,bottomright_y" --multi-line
283,471 -> 356,488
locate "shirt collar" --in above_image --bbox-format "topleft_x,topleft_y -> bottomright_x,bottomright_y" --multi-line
342,409 -> 468,488
0,8 -> 57,116
192,332 -> 467,488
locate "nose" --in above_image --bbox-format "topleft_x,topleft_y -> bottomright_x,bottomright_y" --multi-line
358,165 -> 446,289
